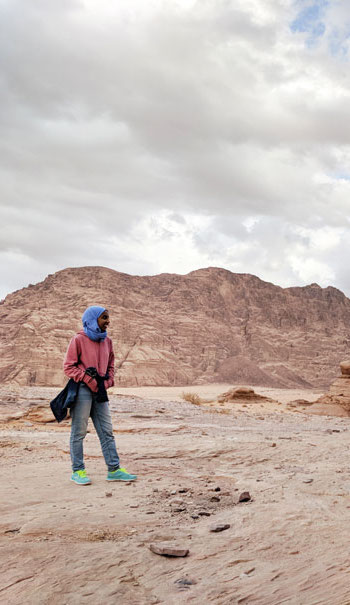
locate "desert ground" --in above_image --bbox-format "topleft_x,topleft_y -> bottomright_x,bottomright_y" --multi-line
1,383 -> 350,605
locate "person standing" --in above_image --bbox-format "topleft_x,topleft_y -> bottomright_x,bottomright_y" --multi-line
64,305 -> 137,485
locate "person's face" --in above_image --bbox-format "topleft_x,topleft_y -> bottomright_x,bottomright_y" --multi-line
97,310 -> 110,332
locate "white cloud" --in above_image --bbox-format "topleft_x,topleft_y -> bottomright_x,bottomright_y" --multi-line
1,0 -> 350,298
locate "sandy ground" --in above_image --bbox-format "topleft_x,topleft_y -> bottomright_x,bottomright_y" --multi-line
110,384 -> 324,405
1,384 -> 350,604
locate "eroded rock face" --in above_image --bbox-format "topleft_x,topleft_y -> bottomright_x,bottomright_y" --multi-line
1,266 -> 350,388
311,360 -> 350,416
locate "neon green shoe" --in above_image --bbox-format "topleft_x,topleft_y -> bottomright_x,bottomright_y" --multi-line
107,467 -> 137,482
71,470 -> 91,485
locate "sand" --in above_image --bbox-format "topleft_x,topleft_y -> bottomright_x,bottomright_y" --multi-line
1,384 -> 350,604
110,383 -> 323,405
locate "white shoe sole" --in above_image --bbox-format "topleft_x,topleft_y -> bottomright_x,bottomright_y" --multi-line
70,478 -> 91,485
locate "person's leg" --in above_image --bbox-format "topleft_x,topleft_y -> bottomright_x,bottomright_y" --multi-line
70,384 -> 92,472
90,400 -> 120,471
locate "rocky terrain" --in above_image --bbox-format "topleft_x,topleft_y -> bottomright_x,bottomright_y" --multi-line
1,266 -> 350,388
1,383 -> 350,605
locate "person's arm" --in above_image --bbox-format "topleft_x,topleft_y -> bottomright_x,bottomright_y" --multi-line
63,335 -> 98,390
104,341 -> 115,389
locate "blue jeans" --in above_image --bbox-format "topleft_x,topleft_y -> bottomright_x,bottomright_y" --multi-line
70,383 -> 120,472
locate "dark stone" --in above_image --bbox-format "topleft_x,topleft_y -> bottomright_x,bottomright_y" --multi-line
238,491 -> 251,503
209,523 -> 230,533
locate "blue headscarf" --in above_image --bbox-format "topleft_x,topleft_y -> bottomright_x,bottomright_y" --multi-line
82,306 -> 107,342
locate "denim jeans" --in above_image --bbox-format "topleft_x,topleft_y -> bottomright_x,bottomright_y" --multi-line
70,383 -> 120,472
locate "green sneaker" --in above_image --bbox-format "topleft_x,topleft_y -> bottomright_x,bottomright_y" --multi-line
71,470 -> 91,485
107,467 -> 137,482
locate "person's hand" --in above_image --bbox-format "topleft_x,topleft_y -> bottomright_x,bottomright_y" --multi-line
85,366 -> 98,379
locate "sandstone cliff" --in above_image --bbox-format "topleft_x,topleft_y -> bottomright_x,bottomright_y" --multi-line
1,266 -> 349,388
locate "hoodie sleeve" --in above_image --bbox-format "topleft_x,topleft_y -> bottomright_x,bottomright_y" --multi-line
104,340 -> 115,389
63,335 -> 98,391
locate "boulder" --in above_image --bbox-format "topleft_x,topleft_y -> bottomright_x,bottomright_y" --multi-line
340,361 -> 350,376
217,387 -> 274,404
309,361 -> 350,416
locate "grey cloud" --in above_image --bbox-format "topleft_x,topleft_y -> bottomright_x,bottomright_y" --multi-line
1,0 -> 350,297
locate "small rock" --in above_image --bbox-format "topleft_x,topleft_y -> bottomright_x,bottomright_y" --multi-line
271,443 -> 277,447
153,488 -> 159,493
169,498 -> 185,506
198,511 -> 211,517
149,543 -> 189,557
210,496 -> 220,502
303,478 -> 313,484
173,507 -> 186,512
191,514 -> 199,519
178,488 -> 189,494
210,523 -> 230,533
175,578 -> 197,586
170,490 -> 177,495
238,491 -> 251,503
105,492 -> 112,498
130,504 -> 139,509
214,486 -> 221,492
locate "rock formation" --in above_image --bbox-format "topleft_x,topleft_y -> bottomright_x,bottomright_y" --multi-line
310,360 -> 350,416
217,387 -> 273,404
1,266 -> 350,388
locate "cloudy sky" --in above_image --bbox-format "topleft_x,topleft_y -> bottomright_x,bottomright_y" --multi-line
1,0 -> 350,299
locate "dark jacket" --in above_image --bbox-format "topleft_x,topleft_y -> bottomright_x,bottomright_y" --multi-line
50,379 -> 79,422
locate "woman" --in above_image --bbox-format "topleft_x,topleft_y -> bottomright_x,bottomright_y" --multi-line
64,305 -> 137,485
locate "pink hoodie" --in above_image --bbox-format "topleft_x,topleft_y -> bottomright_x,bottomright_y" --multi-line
63,330 -> 115,393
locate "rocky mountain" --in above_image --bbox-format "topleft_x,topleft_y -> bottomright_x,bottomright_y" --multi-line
1,266 -> 350,388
